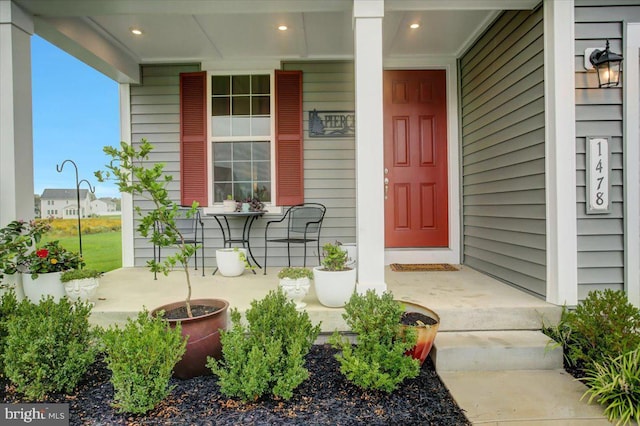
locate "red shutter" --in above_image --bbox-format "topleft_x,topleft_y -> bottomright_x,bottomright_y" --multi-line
275,70 -> 304,205
180,71 -> 208,207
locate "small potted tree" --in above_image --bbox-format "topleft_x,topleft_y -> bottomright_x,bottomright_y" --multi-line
313,242 -> 356,307
278,267 -> 313,309
96,139 -> 229,379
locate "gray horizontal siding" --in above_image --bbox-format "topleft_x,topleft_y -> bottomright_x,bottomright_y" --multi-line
460,8 -> 546,298
573,1 -> 639,297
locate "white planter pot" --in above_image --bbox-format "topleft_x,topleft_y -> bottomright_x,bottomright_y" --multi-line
223,199 -> 236,212
0,273 -> 25,301
64,277 -> 100,302
22,271 -> 66,303
313,266 -> 357,308
279,277 -> 311,310
216,248 -> 247,277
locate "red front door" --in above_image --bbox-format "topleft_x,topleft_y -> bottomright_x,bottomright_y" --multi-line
384,70 -> 448,247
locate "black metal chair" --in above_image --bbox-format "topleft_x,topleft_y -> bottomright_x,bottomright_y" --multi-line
153,208 -> 205,279
263,203 -> 326,274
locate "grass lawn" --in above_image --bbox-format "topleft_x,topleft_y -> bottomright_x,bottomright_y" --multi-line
40,217 -> 122,273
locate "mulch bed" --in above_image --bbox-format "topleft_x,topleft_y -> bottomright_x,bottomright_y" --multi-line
1,345 -> 471,425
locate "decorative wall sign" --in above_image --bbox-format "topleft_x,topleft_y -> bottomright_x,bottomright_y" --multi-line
586,136 -> 611,214
308,109 -> 355,138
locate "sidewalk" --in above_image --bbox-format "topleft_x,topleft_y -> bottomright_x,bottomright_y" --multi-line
439,369 -> 613,425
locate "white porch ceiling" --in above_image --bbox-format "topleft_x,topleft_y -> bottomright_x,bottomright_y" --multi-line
13,0 -> 539,83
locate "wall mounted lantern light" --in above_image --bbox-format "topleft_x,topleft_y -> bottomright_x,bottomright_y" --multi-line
585,40 -> 624,88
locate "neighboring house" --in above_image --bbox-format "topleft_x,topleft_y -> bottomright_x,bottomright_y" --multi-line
40,189 -> 92,219
2,0 -> 639,308
90,198 -> 117,216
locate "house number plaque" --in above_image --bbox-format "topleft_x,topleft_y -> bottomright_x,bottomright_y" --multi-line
586,137 -> 611,214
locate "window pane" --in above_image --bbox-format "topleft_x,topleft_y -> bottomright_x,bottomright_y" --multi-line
211,116 -> 231,136
213,142 -> 232,161
254,182 -> 271,201
214,182 -> 232,202
232,75 -> 250,94
252,96 -> 270,115
253,161 -> 270,181
231,117 -> 250,136
252,75 -> 270,94
233,161 -> 252,181
253,142 -> 269,161
251,116 -> 270,136
214,162 -> 232,181
234,183 -> 252,201
232,96 -> 250,115
212,76 -> 230,95
233,142 -> 251,161
212,98 -> 230,116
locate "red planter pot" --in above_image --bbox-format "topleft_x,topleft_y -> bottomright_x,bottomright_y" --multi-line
400,302 -> 440,366
152,298 -> 229,379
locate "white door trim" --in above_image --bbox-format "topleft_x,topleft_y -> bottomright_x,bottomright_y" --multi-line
624,22 -> 640,307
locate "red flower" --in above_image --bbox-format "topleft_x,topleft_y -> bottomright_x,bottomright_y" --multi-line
36,249 -> 49,258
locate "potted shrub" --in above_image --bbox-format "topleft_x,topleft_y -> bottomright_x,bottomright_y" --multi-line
96,139 -> 229,379
61,268 -> 102,302
0,219 -> 51,301
329,290 -> 420,392
278,267 -> 313,309
313,242 -> 356,307
22,240 -> 84,303
215,247 -> 252,277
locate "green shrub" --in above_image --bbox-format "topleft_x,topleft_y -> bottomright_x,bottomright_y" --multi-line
581,347 -> 640,425
0,290 -> 19,377
101,310 -> 186,414
543,289 -> 640,369
329,291 -> 419,393
208,289 -> 321,401
3,296 -> 97,399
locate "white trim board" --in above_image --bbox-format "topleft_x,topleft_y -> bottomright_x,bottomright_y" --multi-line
624,22 -> 640,307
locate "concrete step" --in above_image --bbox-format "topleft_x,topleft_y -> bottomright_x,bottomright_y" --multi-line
435,305 -> 562,332
432,330 -> 563,371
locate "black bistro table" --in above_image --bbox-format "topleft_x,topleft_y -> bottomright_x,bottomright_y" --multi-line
207,211 -> 264,274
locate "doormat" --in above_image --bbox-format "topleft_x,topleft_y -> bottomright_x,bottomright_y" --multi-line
390,263 -> 458,272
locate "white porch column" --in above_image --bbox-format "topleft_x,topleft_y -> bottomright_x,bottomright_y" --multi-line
0,1 -> 34,226
353,0 -> 386,294
119,83 -> 135,267
544,0 -> 578,306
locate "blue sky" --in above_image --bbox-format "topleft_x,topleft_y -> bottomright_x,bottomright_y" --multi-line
31,35 -> 120,198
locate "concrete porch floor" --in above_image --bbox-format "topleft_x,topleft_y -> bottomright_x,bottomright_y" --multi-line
90,265 -> 612,425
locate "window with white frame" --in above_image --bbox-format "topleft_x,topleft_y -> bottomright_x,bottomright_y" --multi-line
210,73 -> 272,203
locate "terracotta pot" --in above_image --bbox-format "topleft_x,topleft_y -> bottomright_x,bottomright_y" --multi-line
400,301 -> 440,366
152,298 -> 229,379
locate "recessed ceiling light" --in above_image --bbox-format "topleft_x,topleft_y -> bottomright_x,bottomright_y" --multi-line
278,25 -> 288,31
410,23 -> 420,29
130,28 -> 143,35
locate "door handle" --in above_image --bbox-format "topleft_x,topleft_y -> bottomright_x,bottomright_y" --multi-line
384,177 -> 389,200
